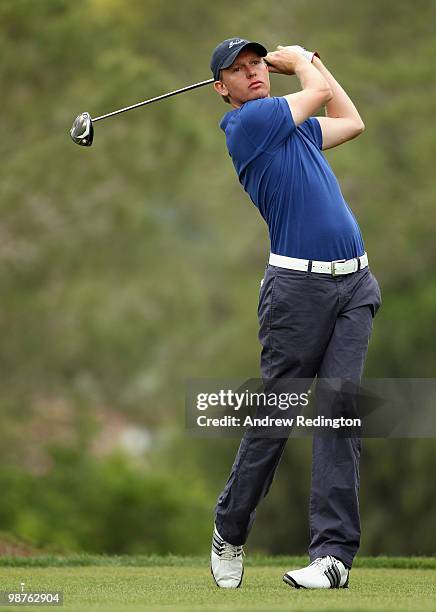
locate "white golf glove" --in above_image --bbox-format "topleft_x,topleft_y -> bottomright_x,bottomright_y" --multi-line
277,45 -> 320,63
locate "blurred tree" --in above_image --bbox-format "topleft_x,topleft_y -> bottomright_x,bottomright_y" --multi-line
0,0 -> 435,555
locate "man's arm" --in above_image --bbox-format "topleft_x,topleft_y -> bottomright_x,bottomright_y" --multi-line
265,47 -> 333,126
311,56 -> 365,150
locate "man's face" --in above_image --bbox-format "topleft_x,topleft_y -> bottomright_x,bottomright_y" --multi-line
214,49 -> 271,108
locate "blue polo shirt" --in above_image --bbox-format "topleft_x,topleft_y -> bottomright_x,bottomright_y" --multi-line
220,96 -> 365,261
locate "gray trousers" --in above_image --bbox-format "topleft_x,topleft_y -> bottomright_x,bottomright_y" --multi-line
215,264 -> 382,568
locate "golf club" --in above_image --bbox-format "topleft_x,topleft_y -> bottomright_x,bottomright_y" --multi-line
70,78 -> 214,147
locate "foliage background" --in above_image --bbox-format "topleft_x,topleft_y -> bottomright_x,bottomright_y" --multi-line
0,0 -> 435,556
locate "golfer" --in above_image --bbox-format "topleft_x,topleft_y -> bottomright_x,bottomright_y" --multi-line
209,38 -> 382,589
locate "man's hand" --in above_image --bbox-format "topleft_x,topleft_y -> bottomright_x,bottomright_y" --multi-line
265,45 -> 319,74
265,46 -> 308,75
267,46 -> 332,127
277,45 -> 320,63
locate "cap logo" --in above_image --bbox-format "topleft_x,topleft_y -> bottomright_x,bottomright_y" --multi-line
228,39 -> 244,49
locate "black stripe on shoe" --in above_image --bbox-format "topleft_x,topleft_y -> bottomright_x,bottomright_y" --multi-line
283,573 -> 306,589
324,568 -> 335,588
331,564 -> 341,588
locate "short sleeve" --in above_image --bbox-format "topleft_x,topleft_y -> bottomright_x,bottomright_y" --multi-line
298,117 -> 323,150
239,97 -> 296,153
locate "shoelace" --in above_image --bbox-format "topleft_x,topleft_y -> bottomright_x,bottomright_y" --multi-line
310,555 -> 342,587
310,555 -> 335,571
216,540 -> 245,561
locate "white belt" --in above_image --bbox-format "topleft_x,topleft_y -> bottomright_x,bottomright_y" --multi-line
269,252 -> 368,276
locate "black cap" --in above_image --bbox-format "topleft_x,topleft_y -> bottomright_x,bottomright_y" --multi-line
210,38 -> 268,81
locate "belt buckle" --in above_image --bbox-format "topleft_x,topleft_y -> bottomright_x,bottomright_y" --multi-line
331,259 -> 346,276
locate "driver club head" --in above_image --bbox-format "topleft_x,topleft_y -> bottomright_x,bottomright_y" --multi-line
70,112 -> 94,146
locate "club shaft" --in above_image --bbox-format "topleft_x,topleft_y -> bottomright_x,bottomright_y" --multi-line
91,78 -> 214,123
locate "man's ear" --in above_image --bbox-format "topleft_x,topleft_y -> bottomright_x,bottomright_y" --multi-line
214,80 -> 229,97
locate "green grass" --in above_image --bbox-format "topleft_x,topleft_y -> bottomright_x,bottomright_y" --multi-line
0,557 -> 434,611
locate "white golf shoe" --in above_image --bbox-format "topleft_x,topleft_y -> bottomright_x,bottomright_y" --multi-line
283,555 -> 349,589
210,525 -> 245,588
